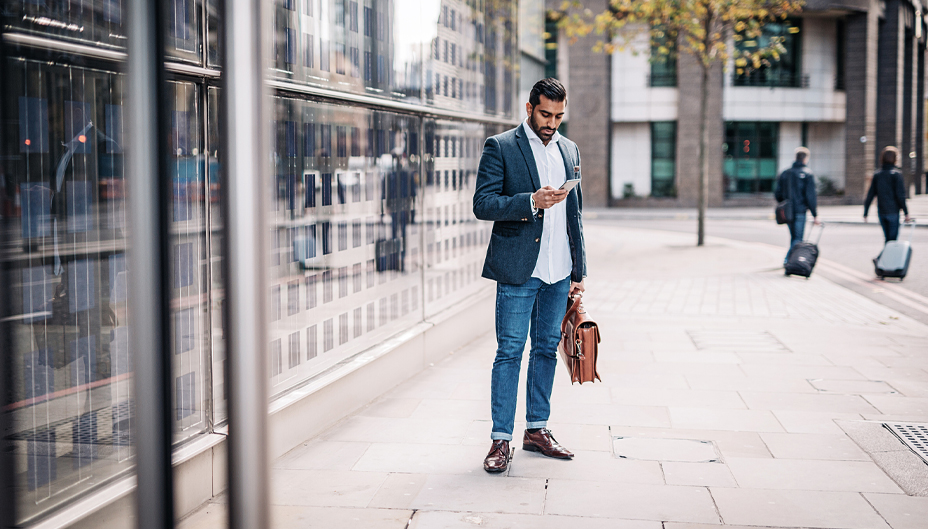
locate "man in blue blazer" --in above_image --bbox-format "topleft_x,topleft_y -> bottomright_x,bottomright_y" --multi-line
473,78 -> 586,473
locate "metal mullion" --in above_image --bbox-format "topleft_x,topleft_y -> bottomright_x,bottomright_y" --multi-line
127,0 -> 176,527
220,0 -> 271,527
198,79 -> 216,433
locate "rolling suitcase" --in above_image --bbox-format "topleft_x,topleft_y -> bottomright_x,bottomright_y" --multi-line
875,220 -> 915,280
785,222 -> 824,278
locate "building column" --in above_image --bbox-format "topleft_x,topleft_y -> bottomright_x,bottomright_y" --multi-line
565,0 -> 611,207
844,6 -> 879,201
675,52 -> 724,207
876,0 -> 906,170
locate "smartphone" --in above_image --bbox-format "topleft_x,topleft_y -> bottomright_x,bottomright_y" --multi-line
558,179 -> 580,192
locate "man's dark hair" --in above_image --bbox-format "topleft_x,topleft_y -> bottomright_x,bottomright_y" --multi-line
881,146 -> 899,166
795,146 -> 810,164
529,78 -> 567,107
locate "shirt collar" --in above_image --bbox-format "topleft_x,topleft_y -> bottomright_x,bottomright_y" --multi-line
522,120 -> 560,146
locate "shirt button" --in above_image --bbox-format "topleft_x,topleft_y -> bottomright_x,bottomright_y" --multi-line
535,238 -> 540,243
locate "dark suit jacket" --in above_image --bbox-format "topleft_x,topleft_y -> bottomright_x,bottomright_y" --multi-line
472,125 -> 586,285
774,162 -> 818,218
864,164 -> 908,217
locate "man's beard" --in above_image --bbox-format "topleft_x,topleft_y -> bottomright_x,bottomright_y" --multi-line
529,113 -> 555,141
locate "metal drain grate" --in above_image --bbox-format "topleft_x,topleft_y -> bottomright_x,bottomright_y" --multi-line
884,423 -> 928,464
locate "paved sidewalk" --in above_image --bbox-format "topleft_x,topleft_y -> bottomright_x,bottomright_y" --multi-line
589,194 -> 928,226
181,223 -> 928,529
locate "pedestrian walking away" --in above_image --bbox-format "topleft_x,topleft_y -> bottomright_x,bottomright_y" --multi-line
473,78 -> 587,473
864,146 -> 912,242
774,147 -> 820,266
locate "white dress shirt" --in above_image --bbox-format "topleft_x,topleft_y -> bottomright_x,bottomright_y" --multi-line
522,120 -> 572,284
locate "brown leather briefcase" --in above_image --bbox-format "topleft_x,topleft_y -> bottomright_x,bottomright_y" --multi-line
558,294 -> 601,384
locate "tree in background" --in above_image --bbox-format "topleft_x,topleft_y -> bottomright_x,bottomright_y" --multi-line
554,0 -> 803,246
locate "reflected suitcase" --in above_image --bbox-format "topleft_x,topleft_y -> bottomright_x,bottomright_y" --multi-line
785,222 -> 824,278
875,221 -> 915,280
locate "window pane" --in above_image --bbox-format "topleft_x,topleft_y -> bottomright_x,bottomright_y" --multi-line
650,121 -> 676,197
2,58 -> 138,523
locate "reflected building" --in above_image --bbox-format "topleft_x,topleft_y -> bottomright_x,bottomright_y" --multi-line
0,0 -> 536,525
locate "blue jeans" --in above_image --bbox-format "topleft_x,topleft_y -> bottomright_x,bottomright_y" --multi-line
879,213 -> 900,242
785,212 -> 807,262
490,276 -> 571,441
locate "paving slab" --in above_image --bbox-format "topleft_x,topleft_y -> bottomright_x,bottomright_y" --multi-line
809,379 -> 900,394
685,374 -> 818,393
409,399 -> 490,421
272,506 -> 412,529
736,352 -> 834,365
411,474 -> 547,515
771,410 -> 864,434
724,457 -> 903,493
544,480 -> 721,524
661,462 -> 739,487
738,391 -> 881,414
709,487 -> 891,529
868,451 -> 928,496
552,402 -> 671,428
367,473 -> 427,509
321,416 -> 473,445
272,468 -> 389,507
863,395 -> 928,416
758,432 -> 872,460
410,511 -> 660,529
609,426 -> 772,459
610,388 -> 747,409
273,440 -> 371,470
864,492 -> 928,529
358,398 -> 422,418
179,503 -> 413,529
664,522 -> 786,529
668,407 -> 785,432
351,442 -> 492,475
507,449 -> 664,484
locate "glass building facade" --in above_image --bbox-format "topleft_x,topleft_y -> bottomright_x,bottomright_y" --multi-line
0,0 -> 522,524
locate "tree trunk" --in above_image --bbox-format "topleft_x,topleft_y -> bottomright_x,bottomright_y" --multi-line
697,61 -> 709,246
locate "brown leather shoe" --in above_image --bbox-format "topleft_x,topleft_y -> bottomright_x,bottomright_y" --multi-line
522,429 -> 574,459
483,440 -> 511,473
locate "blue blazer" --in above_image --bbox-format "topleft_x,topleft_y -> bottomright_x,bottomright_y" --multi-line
472,125 -> 586,285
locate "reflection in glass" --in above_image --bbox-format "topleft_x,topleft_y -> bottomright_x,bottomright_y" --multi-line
267,97 -> 434,396
2,0 -> 523,524
2,60 -> 133,523
168,82 -> 211,441
264,0 -> 518,117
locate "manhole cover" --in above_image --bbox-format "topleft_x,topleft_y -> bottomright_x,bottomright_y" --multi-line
884,423 -> 928,464
613,437 -> 720,463
687,330 -> 788,352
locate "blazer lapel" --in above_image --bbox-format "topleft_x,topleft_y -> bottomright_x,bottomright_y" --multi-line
515,125 -> 542,191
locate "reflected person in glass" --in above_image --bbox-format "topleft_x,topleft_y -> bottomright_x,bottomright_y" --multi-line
472,78 -> 586,473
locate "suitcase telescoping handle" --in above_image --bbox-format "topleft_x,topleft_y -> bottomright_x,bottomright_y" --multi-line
805,220 -> 825,245
904,219 -> 917,243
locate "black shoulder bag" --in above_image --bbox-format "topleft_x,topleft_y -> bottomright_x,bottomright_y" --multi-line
775,170 -> 794,225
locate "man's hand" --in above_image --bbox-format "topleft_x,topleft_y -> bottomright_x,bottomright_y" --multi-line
570,279 -> 585,297
813,217 -> 821,225
905,215 -> 913,223
532,186 -> 568,209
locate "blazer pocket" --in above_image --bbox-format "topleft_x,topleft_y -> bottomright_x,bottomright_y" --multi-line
492,224 -> 519,237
